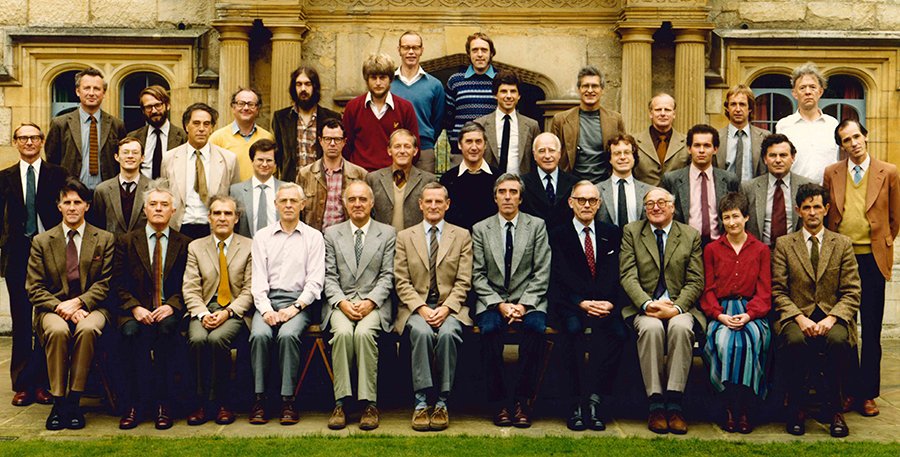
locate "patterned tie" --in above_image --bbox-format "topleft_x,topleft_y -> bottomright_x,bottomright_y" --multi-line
652,228 -> 667,299
66,229 -> 81,296
656,133 -> 668,166
617,178 -> 628,229
25,165 -> 37,237
771,178 -> 788,245
88,115 -> 99,176
699,171 -> 711,241
504,221 -> 514,290
355,228 -> 364,266
853,165 -> 863,185
810,235 -> 820,276
544,174 -> 555,203
256,184 -> 268,233
194,150 -> 208,204
152,231 -> 164,309
583,227 -> 596,278
428,226 -> 439,303
733,130 -> 745,180
393,169 -> 407,188
500,114 -> 511,172
216,240 -> 231,306
152,128 -> 164,179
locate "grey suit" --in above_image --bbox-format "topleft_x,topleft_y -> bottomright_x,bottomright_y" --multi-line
90,174 -> 151,236
474,111 -> 541,175
742,172 -> 812,245
597,176 -> 652,227
715,125 -> 769,182
366,166 -> 436,231
230,178 -> 285,238
660,166 -> 739,234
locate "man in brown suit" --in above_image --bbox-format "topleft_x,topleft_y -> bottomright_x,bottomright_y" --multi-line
27,178 -> 114,430
632,93 -> 690,186
367,129 -> 436,232
773,183 -> 861,438
823,119 -> 900,417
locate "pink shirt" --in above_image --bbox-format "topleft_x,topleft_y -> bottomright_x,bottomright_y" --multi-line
688,163 -> 719,239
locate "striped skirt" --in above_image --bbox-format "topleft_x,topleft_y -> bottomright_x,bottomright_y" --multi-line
703,298 -> 771,398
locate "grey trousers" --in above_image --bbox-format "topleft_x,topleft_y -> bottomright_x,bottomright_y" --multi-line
329,309 -> 381,402
633,313 -> 695,396
249,298 -> 312,397
406,313 -> 462,394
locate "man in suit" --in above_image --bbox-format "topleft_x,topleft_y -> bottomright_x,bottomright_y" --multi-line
367,129 -> 437,232
249,183 -> 325,425
439,122 -> 499,231
633,93 -> 690,186
209,87 -> 276,182
520,132 -> 578,227
126,85 -> 188,179
27,178 -> 114,430
394,182 -> 473,431
162,103 -> 241,239
550,180 -> 625,431
115,180 -> 191,430
0,123 -> 66,406
597,134 -> 652,229
45,68 -> 126,190
620,187 -> 705,435
297,118 -> 368,232
715,84 -> 769,182
90,137 -> 151,236
661,124 -> 740,245
742,134 -> 813,247
322,181 -> 395,431
393,31 -> 445,174
473,70 -> 540,176
230,138 -> 285,238
825,119 -> 900,417
773,183 -> 860,438
550,66 -> 626,183
182,195 -> 253,426
472,173 -> 551,428
272,65 -> 342,182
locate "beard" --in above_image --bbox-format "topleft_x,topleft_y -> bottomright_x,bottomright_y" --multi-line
295,91 -> 317,111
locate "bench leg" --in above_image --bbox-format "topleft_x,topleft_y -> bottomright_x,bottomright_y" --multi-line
293,337 -> 335,397
529,338 -> 555,408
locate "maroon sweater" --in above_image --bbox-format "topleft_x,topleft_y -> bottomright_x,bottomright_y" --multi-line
342,93 -> 420,172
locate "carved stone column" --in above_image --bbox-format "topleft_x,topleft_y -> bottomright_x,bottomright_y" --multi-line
673,28 -> 708,132
213,21 -> 252,118
269,24 -> 308,111
618,27 -> 655,133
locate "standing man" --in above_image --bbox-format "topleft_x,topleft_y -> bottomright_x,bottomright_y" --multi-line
343,53 -> 420,172
824,119 -> 900,417
597,134 -> 653,229
474,70 -> 541,175
471,173 -> 551,428
620,187 -> 705,435
0,123 -> 66,407
45,68 -> 126,190
633,93 -> 690,186
661,124 -> 740,245
91,137 -> 151,236
392,31 -> 446,174
297,119 -> 368,232
231,139 -> 285,238
249,183 -> 325,425
439,122 -> 499,231
742,134 -> 813,247
394,182 -> 473,432
520,132 -> 578,227
775,62 -> 839,183
27,178 -> 115,430
210,87 -> 275,182
162,103 -> 240,239
272,65 -> 341,183
445,32 -> 498,160
773,183 -> 860,438
126,85 -> 188,179
367,129 -> 436,232
550,66 -> 626,183
115,180 -> 191,430
715,84 -> 769,182
322,181 -> 395,431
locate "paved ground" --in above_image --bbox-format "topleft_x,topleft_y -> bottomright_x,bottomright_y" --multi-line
0,336 -> 896,442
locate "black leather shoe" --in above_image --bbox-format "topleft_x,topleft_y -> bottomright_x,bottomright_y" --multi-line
587,403 -> 606,431
45,404 -> 65,431
786,409 -> 805,436
67,405 -> 86,430
830,413 -> 849,438
567,405 -> 586,431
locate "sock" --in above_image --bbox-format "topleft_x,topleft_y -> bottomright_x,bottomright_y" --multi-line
335,398 -> 344,407
414,390 -> 428,410
367,400 -> 377,408
68,391 -> 82,409
255,393 -> 266,402
282,395 -> 294,403
666,390 -> 683,411
588,393 -> 602,406
648,393 -> 665,412
435,391 -> 449,409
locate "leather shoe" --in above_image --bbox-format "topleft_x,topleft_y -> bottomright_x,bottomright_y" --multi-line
155,405 -> 173,430
34,388 -> 53,405
249,401 -> 267,424
513,402 -> 531,428
648,409 -> 668,434
215,406 -> 236,425
830,413 -> 849,438
45,404 -> 65,431
667,410 -> 688,435
722,408 -> 736,433
860,399 -> 879,417
11,391 -> 32,407
359,404 -> 379,431
187,407 -> 208,426
66,404 -> 85,430
328,405 -> 346,430
411,407 -> 430,432
280,401 -> 299,425
841,395 -> 855,413
587,403 -> 606,431
567,405 -> 586,431
119,407 -> 139,430
737,411 -> 752,434
430,405 -> 449,431
786,409 -> 805,436
493,407 -> 512,427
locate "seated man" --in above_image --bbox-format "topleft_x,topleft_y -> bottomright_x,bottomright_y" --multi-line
182,195 -> 253,426
27,178 -> 115,430
394,182 -> 473,432
249,183 -> 325,425
471,173 -> 551,428
773,183 -> 861,438
322,181 -> 395,430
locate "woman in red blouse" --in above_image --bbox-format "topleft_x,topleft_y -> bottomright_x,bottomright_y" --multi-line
701,192 -> 772,434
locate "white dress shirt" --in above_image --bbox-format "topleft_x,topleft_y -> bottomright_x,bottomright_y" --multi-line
183,143 -> 212,224
494,109 -> 520,174
366,91 -> 395,120
775,111 -> 840,183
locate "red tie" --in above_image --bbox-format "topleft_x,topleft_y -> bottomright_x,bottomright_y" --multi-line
584,227 -> 596,278
699,171 -> 711,241
152,231 -> 163,309
771,178 -> 788,245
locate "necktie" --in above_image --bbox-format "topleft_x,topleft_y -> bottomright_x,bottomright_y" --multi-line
393,169 -> 406,187
428,226 -> 439,303
771,178 -> 787,245
504,221 -> 514,291
656,133 -> 668,166
500,114 -> 511,173
617,178 -> 628,229
853,165 -> 863,185
699,171 -> 711,241
733,130 -> 745,180
256,184 -> 268,233
216,240 -> 232,306
194,150 -> 208,203
25,164 -> 37,237
66,229 -> 81,296
355,228 -> 364,266
152,128 -> 163,179
652,228 -> 667,299
89,115 -> 99,176
152,231 -> 164,309
583,227 -> 596,278
810,235 -> 820,276
544,175 -> 555,203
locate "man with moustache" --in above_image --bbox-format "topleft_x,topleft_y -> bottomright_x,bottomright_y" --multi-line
367,129 -> 436,232
91,137 -> 151,236
231,139 -> 285,238
715,85 -> 769,183
439,122 -> 499,231
126,85 -> 188,179
633,94 -> 690,186
474,70 -> 541,175
210,87 -> 275,181
520,132 -> 578,227
445,32 -> 498,160
597,134 -> 653,229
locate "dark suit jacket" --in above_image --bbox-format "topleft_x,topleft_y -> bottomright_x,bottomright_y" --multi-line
271,104 -> 342,183
520,169 -> 578,228
126,122 -> 188,157
742,172 -> 813,243
715,124 -> 769,181
90,174 -> 151,236
45,109 -> 126,183
549,105 -> 626,173
660,166 -> 740,228
474,110 -> 541,175
366,166 -> 436,230
114,225 -> 190,323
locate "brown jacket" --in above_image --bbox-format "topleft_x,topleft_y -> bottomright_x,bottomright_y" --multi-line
296,158 -> 368,231
549,105 -> 626,174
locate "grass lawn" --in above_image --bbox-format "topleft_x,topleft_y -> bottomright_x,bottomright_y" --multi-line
1,435 -> 899,456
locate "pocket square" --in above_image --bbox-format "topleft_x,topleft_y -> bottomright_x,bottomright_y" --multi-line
606,250 -> 615,255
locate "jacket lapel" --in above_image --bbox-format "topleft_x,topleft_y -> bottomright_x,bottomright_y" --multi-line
488,217 -> 506,273
437,224 -> 454,266
67,113 -> 83,154
356,224 -> 381,278
510,216 -> 529,275
675,173 -> 690,223
754,178 -> 766,232
111,182 -> 127,231
48,226 -> 68,295
207,146 -> 225,201
239,181 -> 255,230
663,223 -> 682,270
640,222 -> 661,268
99,112 -> 112,150
483,116 -> 499,165
130,176 -> 151,231
174,147 -> 188,201
816,231 -> 836,281
830,161 -> 848,217
865,162 -> 884,211
404,168 -> 422,205
411,224 -> 429,268
790,233 -> 815,280
136,230 -> 153,277
79,226 -> 99,291
205,237 -> 220,275
598,180 -> 613,223
379,170 -> 394,204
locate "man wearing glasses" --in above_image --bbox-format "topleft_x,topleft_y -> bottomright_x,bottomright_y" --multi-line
210,87 -> 275,181
620,187 -> 705,435
126,85 -> 187,179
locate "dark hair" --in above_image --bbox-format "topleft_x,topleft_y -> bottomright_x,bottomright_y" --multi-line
208,194 -> 241,218
139,85 -> 170,106
606,133 -> 639,166
181,103 -> 218,130
686,124 -> 720,149
795,183 -> 829,208
320,118 -> 345,137
834,118 -> 868,147
458,121 -> 486,143
117,136 -> 143,151
491,70 -> 520,95
289,65 -> 321,107
493,172 -> 524,196
249,138 -> 278,160
465,32 -> 496,58
761,133 -> 797,157
57,177 -> 92,204
717,191 -> 749,218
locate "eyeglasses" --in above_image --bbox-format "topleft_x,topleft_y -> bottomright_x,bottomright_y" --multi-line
571,197 -> 600,207
644,199 -> 673,209
142,102 -> 166,112
320,136 -> 345,144
399,45 -> 422,52
15,135 -> 43,143
232,101 -> 259,109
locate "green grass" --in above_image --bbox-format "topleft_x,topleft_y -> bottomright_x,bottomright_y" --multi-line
1,435 -> 899,457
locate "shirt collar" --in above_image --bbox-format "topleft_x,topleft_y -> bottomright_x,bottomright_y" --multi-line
351,218 -> 372,236
394,66 -> 427,85
365,91 -> 395,110
850,155 -> 871,175
802,227 -> 824,244
651,220 -> 673,236
463,65 -> 496,79
150,120 -> 171,135
614,174 -> 634,185
145,224 -> 170,239
423,219 -> 445,235
213,233 -> 234,250
495,109 -> 517,122
192,143 -> 211,158
64,221 -> 86,238
118,175 -> 138,187
498,212 -> 519,228
689,162 -> 713,179
572,217 -> 595,234
768,173 -> 791,186
275,221 -> 306,235
537,167 -> 559,184
19,157 -> 42,174
727,123 -> 750,137
231,121 -> 258,138
79,107 -> 100,123
251,175 -> 274,188
459,159 -> 493,176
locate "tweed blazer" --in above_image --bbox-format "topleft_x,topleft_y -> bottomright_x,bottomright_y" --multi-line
297,158 -> 368,231
126,122 -> 188,157
90,174 -> 151,236
45,109 -> 126,183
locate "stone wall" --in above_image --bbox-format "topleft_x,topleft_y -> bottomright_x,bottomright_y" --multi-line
711,0 -> 900,30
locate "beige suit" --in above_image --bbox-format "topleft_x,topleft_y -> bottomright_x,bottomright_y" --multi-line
549,105 -> 626,174
632,128 -> 690,186
161,143 -> 241,230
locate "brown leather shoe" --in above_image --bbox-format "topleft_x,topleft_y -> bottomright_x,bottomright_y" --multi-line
328,405 -> 346,430
830,413 -> 849,438
648,410 -> 668,434
841,395 -> 855,413
411,407 -> 430,432
249,401 -> 267,425
493,407 -> 512,427
860,399 -> 879,417
513,402 -> 532,428
280,401 -> 299,425
215,406 -> 236,425
155,405 -> 173,430
722,408 -> 735,433
119,407 -> 139,430
737,411 -> 752,434
359,404 -> 379,431
11,391 -> 32,407
34,388 -> 53,405
187,407 -> 207,426
430,405 -> 449,431
667,410 -> 688,435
